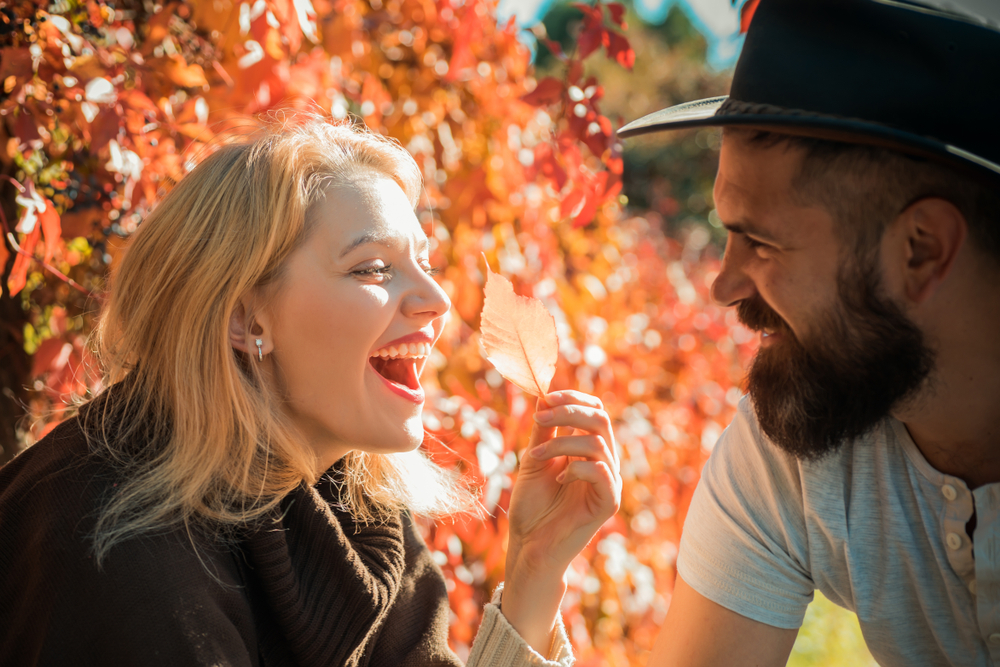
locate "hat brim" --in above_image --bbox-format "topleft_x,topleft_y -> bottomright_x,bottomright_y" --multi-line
617,95 -> 1000,181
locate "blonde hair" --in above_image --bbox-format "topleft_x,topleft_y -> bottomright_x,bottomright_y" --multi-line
88,116 -> 472,563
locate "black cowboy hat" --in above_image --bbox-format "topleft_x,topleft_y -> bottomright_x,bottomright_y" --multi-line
617,0 -> 1000,182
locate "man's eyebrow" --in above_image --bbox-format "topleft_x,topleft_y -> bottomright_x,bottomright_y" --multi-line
723,220 -> 781,244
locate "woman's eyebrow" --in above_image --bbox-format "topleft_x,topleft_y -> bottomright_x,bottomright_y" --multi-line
339,231 -> 429,258
339,231 -> 394,258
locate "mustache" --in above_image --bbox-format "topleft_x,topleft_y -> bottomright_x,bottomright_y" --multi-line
736,295 -> 789,333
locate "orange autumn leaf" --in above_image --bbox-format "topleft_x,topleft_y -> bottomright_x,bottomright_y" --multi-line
479,261 -> 558,398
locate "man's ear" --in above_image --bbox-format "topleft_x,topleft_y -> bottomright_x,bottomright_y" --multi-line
229,299 -> 270,356
894,197 -> 967,304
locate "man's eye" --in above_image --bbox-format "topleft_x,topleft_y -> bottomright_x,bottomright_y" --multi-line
744,236 -> 767,251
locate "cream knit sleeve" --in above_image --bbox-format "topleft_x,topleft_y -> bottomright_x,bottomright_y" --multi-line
465,584 -> 574,667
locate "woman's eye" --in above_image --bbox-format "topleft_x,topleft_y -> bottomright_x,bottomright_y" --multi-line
353,264 -> 393,280
422,264 -> 441,276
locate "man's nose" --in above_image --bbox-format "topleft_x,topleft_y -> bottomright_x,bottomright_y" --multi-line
710,235 -> 755,307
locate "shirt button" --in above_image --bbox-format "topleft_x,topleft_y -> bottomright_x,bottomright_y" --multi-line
990,633 -> 1000,645
942,484 -> 958,501
947,532 -> 963,550
970,580 -> 978,596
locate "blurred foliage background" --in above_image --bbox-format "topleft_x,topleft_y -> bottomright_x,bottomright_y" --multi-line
0,0 -> 875,663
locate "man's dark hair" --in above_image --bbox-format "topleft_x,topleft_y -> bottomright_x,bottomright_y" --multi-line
724,127 -> 1000,266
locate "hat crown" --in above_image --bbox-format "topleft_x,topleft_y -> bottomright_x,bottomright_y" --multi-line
619,0 -> 1000,181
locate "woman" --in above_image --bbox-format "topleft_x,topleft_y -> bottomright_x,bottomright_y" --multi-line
0,118 -> 621,666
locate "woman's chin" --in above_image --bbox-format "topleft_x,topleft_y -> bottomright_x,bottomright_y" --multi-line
361,416 -> 426,455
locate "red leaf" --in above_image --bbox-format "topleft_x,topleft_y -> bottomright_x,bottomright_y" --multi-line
12,111 -> 40,147
606,3 -> 627,28
577,24 -> 604,59
89,107 -> 121,152
559,187 -> 585,219
606,31 -> 635,69
571,2 -> 604,22
521,77 -> 564,107
741,0 -> 760,33
446,2 -> 483,82
541,38 -> 565,60
532,143 -> 568,189
0,48 -> 32,82
571,194 -> 598,228
31,338 -> 66,377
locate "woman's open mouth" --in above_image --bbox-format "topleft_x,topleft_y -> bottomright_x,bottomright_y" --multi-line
369,342 -> 430,403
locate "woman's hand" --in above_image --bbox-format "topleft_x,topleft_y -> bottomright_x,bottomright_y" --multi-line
500,390 -> 622,654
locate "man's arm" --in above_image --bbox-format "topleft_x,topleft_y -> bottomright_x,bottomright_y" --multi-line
647,576 -> 798,667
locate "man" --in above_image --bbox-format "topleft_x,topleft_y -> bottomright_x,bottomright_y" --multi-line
617,0 -> 1000,664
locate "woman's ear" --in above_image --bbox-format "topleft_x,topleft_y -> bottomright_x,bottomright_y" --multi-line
229,300 -> 270,357
894,197 -> 967,304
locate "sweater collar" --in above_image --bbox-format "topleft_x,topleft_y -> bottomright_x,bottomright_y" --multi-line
243,475 -> 406,667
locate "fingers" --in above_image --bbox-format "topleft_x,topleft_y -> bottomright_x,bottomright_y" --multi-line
533,403 -> 617,465
526,397 -> 558,454
540,390 -> 604,411
557,460 -> 620,509
530,434 -> 613,468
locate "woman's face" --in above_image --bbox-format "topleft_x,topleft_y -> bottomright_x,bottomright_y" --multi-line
263,174 -> 450,469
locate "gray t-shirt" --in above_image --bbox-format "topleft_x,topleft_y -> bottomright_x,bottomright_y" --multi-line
678,398 -> 1000,666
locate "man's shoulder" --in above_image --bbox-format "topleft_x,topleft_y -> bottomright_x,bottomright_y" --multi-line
712,396 -> 889,489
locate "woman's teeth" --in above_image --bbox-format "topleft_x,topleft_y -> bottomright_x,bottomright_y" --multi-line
371,342 -> 431,359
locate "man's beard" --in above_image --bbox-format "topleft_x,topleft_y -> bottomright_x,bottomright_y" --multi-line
738,262 -> 934,460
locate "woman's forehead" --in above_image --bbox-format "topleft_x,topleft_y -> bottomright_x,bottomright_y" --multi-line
311,177 -> 426,252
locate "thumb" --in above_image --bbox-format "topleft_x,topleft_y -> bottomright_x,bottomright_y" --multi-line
522,396 -> 556,470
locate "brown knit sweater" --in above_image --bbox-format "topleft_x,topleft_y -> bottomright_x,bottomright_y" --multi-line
0,416 -> 573,667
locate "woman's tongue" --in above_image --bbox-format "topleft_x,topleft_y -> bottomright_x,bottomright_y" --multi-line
372,357 -> 419,390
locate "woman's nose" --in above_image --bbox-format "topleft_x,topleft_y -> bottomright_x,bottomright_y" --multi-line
403,268 -> 452,320
711,234 -> 756,307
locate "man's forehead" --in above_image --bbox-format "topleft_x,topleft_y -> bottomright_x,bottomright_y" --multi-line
714,136 -> 834,243
715,138 -> 802,212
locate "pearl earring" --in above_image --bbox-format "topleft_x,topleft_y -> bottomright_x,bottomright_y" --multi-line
255,338 -> 263,362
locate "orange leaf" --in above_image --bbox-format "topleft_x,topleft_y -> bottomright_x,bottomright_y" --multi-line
7,226 -> 39,296
164,56 -> 208,88
38,197 -> 61,265
479,260 -> 558,397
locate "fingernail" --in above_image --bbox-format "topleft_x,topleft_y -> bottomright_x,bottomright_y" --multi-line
529,445 -> 546,458
556,470 -> 567,483
534,410 -> 553,423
